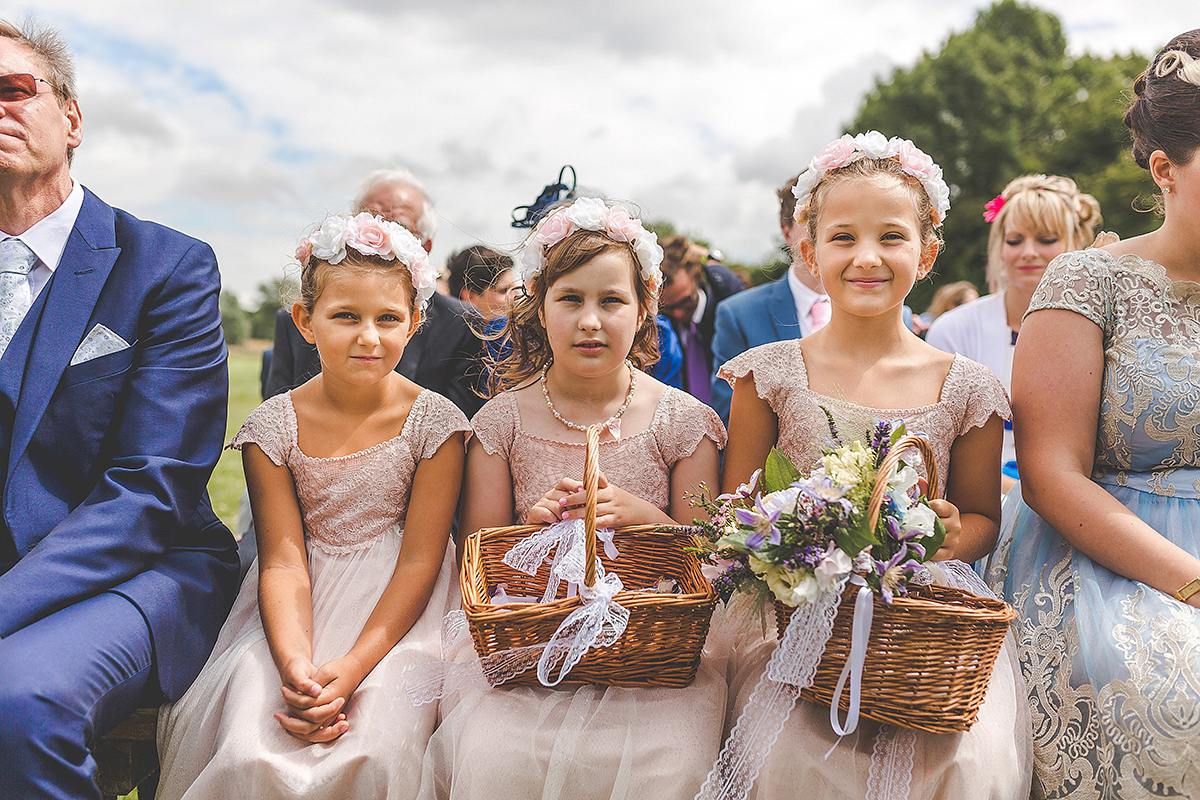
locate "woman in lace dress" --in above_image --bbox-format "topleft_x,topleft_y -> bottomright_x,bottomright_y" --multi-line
420,199 -> 728,800
157,215 -> 469,799
987,30 -> 1200,799
715,133 -> 1031,799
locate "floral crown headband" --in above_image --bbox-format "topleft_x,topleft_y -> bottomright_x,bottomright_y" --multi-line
296,212 -> 438,312
792,131 -> 951,226
517,197 -> 664,293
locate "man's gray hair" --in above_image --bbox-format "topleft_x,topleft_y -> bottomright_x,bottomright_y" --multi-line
353,168 -> 438,244
0,18 -> 77,103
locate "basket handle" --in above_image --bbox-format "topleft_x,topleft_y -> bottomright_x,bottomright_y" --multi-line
583,425 -> 600,589
866,434 -> 940,531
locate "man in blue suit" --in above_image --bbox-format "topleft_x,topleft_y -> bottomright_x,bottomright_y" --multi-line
0,21 -> 238,798
710,175 -> 828,423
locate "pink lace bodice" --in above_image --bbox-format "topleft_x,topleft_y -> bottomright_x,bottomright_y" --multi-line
230,390 -> 470,554
472,387 -> 727,522
720,340 -> 1010,480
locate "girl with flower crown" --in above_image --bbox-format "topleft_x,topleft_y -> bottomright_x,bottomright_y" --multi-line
711,133 -> 1032,799
419,197 -> 730,799
156,213 -> 470,800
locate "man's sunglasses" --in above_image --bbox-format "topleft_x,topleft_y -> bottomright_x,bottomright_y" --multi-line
0,73 -> 58,103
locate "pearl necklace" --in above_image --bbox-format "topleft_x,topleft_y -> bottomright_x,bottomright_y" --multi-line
541,360 -> 637,433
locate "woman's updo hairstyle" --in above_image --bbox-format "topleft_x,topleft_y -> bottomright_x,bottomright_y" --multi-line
1125,29 -> 1200,170
985,174 -> 1102,291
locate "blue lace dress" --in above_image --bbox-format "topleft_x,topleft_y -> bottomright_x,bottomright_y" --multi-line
987,249 -> 1200,799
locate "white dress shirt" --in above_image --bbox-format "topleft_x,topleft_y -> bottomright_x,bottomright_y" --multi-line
787,265 -> 825,337
3,181 -> 85,303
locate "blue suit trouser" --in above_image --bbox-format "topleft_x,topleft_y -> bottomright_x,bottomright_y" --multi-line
0,591 -> 154,800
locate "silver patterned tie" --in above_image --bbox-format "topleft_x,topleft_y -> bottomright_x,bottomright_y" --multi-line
0,238 -> 38,360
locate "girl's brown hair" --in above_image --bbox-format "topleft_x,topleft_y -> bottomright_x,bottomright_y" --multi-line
487,230 -> 659,396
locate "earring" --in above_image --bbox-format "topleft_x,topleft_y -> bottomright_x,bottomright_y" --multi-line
1162,186 -> 1172,194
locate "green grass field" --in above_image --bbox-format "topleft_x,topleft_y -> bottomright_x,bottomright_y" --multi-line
208,341 -> 270,531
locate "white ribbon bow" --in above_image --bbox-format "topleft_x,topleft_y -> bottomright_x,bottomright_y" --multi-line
504,518 -> 619,602
537,567 -> 629,686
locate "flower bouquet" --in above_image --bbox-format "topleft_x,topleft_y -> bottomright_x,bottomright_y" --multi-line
695,419 -> 1015,735
696,420 -> 944,611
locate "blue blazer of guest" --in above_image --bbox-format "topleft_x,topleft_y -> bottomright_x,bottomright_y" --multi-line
709,275 -> 800,425
0,188 -> 240,701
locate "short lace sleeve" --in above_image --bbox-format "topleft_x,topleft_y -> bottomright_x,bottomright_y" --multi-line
470,392 -> 519,458
229,393 -> 294,466
410,391 -> 471,461
655,388 -> 728,465
1027,249 -> 1115,330
718,340 -> 799,408
946,357 -> 1011,433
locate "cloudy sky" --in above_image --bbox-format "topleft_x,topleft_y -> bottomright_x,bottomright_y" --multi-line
16,0 -> 1188,300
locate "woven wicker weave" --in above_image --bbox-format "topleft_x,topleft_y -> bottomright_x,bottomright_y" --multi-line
462,425 -> 717,687
773,434 -> 1016,734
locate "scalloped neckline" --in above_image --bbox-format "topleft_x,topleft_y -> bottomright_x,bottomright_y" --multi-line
1107,251 -> 1200,294
287,389 -> 425,461
794,343 -> 962,415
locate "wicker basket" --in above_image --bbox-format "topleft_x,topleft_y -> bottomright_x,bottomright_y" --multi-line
773,435 -> 1016,734
461,425 -> 717,688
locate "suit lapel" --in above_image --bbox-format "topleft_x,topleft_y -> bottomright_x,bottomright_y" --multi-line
767,277 -> 801,341
9,191 -> 119,476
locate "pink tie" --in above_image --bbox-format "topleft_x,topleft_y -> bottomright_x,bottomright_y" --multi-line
808,296 -> 831,332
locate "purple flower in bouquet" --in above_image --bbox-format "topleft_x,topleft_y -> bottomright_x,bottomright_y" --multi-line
735,496 -> 783,549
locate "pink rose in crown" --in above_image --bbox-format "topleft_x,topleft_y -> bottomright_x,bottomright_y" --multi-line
604,206 -> 642,243
534,212 -> 576,250
810,134 -> 858,173
295,240 -> 313,263
346,212 -> 392,258
894,140 -> 936,180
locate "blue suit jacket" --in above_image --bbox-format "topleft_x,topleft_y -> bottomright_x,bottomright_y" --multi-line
709,276 -> 800,424
0,188 -> 239,700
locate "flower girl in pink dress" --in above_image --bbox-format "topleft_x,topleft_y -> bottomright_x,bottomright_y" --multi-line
710,134 -> 1032,799
156,214 -> 469,799
420,198 -> 728,799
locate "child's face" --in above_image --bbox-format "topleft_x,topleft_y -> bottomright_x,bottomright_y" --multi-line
293,267 -> 418,386
539,250 -> 643,378
1001,219 -> 1066,296
801,175 -> 935,321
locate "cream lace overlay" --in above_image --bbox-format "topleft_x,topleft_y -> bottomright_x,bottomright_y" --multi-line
719,340 -> 1010,479
994,250 -> 1200,799
230,389 -> 470,554
472,387 -> 726,521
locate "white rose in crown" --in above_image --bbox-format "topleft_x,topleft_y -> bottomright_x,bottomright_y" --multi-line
566,197 -> 608,230
309,216 -> 349,264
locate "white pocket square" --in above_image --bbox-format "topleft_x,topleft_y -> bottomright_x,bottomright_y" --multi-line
70,324 -> 131,366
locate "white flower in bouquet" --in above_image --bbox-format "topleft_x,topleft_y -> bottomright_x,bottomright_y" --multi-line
816,441 -> 874,488
902,503 -> 938,536
887,462 -> 920,496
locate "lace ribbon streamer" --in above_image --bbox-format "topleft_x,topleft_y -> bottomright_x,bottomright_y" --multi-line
695,574 -> 848,800
503,518 -> 619,602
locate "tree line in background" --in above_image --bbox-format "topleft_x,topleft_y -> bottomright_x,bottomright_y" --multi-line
222,0 -> 1158,344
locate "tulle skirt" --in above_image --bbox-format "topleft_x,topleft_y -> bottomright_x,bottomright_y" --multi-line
987,481 -> 1200,800
418,603 -> 741,800
157,531 -> 458,800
